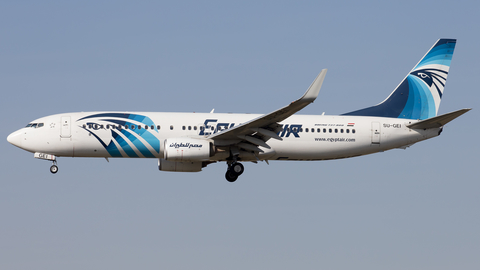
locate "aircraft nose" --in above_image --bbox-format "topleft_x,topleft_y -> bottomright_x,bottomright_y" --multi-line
7,130 -> 23,148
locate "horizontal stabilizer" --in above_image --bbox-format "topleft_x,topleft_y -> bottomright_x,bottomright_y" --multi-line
407,108 -> 471,129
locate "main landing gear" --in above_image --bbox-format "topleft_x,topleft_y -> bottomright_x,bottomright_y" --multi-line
225,162 -> 244,182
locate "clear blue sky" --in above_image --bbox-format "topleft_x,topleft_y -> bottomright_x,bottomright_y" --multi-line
1,1 -> 479,269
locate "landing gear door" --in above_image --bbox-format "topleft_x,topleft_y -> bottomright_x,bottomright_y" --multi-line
371,122 -> 380,144
60,116 -> 71,138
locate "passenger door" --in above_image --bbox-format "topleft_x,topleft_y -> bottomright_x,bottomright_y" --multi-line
60,116 -> 71,139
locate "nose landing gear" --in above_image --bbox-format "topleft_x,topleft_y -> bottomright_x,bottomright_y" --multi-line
34,152 -> 58,174
50,161 -> 58,174
225,162 -> 244,182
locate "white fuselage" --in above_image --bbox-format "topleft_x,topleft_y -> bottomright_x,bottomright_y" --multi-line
7,111 -> 439,162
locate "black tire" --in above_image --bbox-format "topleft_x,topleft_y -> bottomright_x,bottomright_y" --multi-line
50,165 -> 58,174
225,170 -> 238,182
231,162 -> 244,176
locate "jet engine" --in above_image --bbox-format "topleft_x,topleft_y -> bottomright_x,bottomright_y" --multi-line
163,138 -> 214,162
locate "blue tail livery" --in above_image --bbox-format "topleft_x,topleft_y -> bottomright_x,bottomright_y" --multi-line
343,39 -> 456,120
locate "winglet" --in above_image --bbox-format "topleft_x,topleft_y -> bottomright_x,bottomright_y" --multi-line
300,69 -> 327,102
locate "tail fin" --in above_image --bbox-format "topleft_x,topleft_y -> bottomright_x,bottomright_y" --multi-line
343,39 -> 456,120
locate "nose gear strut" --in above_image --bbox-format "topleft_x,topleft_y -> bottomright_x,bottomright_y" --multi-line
34,152 -> 58,174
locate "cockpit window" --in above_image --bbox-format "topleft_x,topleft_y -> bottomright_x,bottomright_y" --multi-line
26,123 -> 44,128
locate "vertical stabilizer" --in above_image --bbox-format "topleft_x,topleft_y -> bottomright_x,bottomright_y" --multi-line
343,39 -> 456,120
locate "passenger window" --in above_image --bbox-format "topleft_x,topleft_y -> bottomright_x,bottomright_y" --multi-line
323,128 -> 326,133
118,125 -> 122,129
352,129 -> 356,133
194,126 -> 197,130
188,126 -> 191,130
151,125 -> 154,130
145,125 -> 148,130
138,125 -> 142,130
157,125 -> 161,130
317,128 -> 320,133
305,128 -> 308,133
170,125 -> 174,130
335,129 -> 338,133
125,125 -> 129,129
131,125 -> 135,130
341,129 -> 344,133
83,124 -> 86,128
182,126 -> 186,130
346,129 -> 350,133
329,128 -> 332,133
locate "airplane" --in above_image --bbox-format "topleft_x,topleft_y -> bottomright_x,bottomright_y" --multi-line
7,39 -> 470,182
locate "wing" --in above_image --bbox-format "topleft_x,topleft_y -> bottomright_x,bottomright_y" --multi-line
208,69 -> 327,156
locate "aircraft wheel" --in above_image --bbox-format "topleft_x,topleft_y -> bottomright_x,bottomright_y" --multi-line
50,165 -> 58,174
231,162 -> 244,176
225,170 -> 238,182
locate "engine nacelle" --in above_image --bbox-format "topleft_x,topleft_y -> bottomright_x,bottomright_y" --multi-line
164,138 -> 213,162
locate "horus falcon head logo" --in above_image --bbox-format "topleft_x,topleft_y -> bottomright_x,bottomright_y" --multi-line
410,68 -> 448,97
